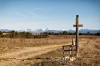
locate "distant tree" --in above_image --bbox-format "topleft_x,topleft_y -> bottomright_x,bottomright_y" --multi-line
95,32 -> 100,36
25,32 -> 33,38
11,30 -> 15,33
87,31 -> 90,35
63,31 -> 67,35
20,31 -> 26,38
68,32 -> 74,35
10,30 -> 16,38
0,31 -> 3,37
79,33 -> 83,35
40,32 -> 48,38
48,32 -> 54,35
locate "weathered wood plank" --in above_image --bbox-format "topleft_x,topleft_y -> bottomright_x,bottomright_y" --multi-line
73,24 -> 83,27
64,50 -> 76,51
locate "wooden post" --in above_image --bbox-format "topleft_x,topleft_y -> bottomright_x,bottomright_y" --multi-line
76,15 -> 79,57
70,46 -> 72,57
62,46 -> 65,58
62,46 -> 66,64
72,39 -> 74,57
73,15 -> 83,57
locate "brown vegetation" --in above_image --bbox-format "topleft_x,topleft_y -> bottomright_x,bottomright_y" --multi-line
24,35 -> 100,66
0,35 -> 100,66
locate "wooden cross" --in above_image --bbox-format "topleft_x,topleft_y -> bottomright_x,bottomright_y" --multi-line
73,15 -> 83,57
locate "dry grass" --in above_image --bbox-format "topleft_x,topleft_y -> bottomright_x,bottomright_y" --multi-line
0,35 -> 72,53
0,37 -> 70,47
0,35 -> 98,47
5,35 -> 98,66
79,37 -> 100,58
0,35 -> 100,66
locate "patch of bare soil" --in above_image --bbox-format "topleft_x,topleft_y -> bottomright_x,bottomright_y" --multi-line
0,45 -> 63,66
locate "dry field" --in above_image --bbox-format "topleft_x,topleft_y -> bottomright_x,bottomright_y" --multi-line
0,35 -> 100,66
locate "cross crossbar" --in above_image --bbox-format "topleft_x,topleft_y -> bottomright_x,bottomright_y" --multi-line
73,24 -> 83,27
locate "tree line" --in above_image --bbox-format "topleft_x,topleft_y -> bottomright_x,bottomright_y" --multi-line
0,30 -> 99,38
44,31 -> 100,36
0,30 -> 48,38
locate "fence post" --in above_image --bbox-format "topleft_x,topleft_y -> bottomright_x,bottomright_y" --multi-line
70,46 -> 72,57
62,46 -> 64,58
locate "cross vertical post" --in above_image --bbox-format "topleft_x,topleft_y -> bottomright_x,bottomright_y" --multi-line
76,15 -> 79,57
73,15 -> 83,57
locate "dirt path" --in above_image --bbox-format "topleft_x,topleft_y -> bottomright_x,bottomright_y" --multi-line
0,44 -> 64,66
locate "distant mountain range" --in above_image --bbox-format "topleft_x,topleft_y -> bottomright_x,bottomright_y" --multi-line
67,29 -> 100,34
0,29 -> 100,34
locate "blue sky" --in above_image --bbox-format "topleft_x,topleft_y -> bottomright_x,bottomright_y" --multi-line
0,0 -> 100,30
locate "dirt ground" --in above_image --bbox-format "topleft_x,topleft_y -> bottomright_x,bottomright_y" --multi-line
0,35 -> 100,66
0,45 -> 64,66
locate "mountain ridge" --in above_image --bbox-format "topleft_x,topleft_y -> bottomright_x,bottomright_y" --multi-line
0,29 -> 100,34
